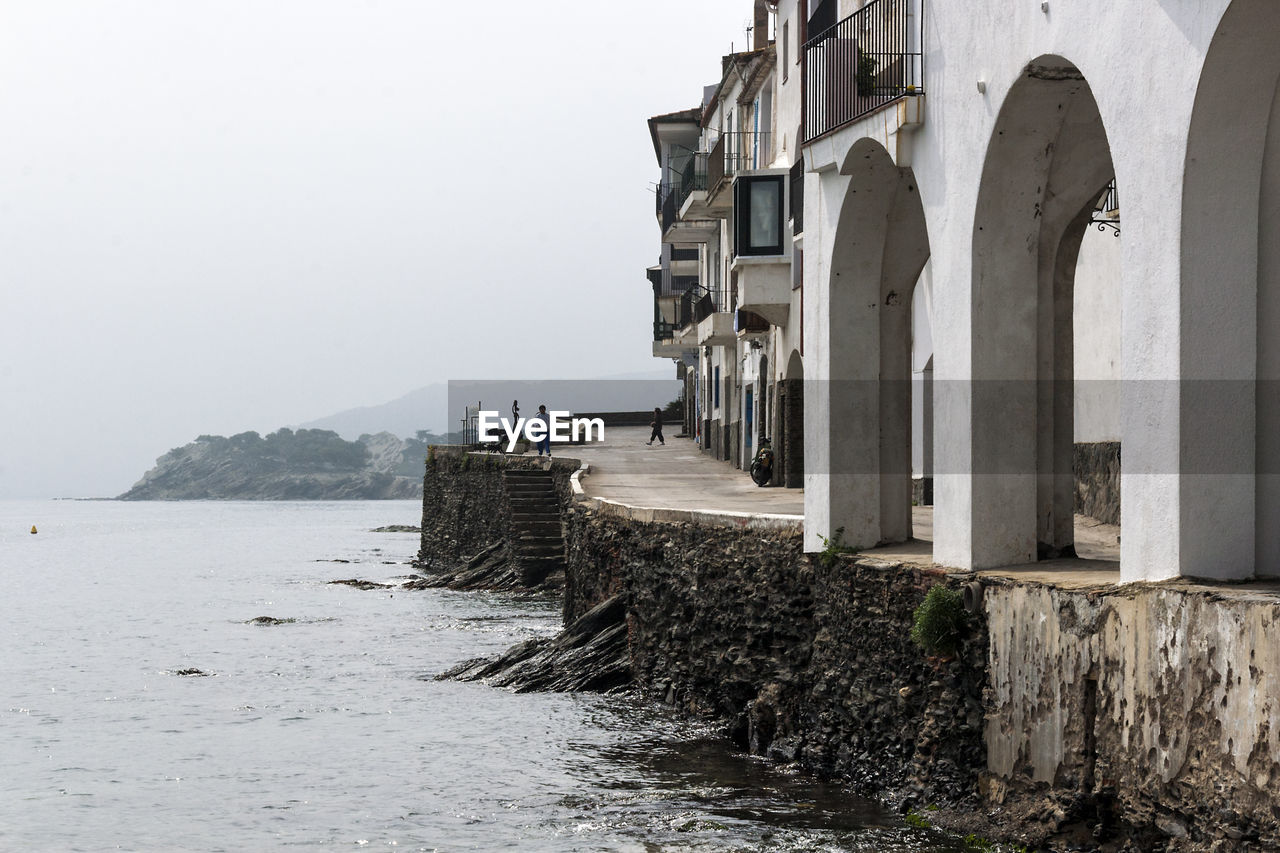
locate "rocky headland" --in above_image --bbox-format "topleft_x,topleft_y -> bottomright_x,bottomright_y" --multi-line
119,428 -> 427,500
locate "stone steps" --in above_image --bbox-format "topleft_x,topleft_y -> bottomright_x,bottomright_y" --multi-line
502,469 -> 565,587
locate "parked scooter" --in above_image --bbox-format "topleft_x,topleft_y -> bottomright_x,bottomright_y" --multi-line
750,437 -> 774,486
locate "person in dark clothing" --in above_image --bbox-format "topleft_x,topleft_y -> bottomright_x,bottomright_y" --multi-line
647,407 -> 665,445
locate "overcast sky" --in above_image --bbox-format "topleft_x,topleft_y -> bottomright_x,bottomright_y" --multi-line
0,1 -> 752,498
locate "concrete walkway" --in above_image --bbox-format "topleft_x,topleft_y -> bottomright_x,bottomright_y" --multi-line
557,426 -> 1124,584
566,426 -> 804,516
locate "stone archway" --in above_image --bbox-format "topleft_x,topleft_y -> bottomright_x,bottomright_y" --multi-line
811,138 -> 930,549
969,55 -> 1116,569
1181,0 -> 1280,578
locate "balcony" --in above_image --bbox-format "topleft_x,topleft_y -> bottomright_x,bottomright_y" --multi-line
697,311 -> 735,346
803,0 -> 923,142
660,182 -> 718,244
735,308 -> 769,339
677,152 -> 715,219
706,131 -> 774,211
733,255 -> 792,325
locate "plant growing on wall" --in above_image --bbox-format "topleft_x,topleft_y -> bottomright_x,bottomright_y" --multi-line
818,526 -> 857,567
857,53 -> 878,95
910,586 -> 967,657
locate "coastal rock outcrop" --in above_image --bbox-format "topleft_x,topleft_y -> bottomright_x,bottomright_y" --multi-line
119,428 -> 425,500
435,595 -> 629,692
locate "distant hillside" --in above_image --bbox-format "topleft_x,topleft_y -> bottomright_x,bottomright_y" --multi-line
119,428 -> 431,501
298,385 -> 448,441
296,373 -> 679,441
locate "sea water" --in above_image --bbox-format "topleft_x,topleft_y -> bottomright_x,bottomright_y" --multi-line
0,500 -> 966,851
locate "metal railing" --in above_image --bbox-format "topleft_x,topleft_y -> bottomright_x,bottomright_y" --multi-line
654,319 -> 679,341
681,284 -> 730,324
677,152 -> 708,210
708,134 -> 727,194
803,0 -> 923,142
661,184 -> 677,234
708,132 -> 773,195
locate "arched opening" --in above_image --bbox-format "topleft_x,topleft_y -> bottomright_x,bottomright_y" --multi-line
818,138 -> 931,549
1182,0 -> 1280,578
782,349 -> 804,488
970,55 -> 1118,569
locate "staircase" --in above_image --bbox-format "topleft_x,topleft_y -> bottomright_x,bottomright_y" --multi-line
503,469 -> 566,587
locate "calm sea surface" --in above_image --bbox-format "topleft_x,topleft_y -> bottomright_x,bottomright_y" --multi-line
1,500 -> 968,851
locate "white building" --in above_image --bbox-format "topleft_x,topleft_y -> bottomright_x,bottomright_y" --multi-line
651,0 -> 1278,583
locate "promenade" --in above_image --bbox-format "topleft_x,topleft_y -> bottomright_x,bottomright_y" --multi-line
566,426 -> 803,516
564,426 -> 1124,584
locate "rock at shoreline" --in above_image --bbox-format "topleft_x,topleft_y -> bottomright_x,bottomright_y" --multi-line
406,543 -> 563,593
435,595 -> 630,693
372,525 -> 420,533
329,578 -> 395,590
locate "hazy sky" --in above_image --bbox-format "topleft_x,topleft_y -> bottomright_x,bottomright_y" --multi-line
0,1 -> 752,498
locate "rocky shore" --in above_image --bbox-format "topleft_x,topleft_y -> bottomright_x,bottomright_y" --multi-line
414,450 -> 1280,853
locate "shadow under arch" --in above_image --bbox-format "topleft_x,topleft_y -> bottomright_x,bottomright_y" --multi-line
1182,0 -> 1280,577
821,136 -> 931,548
968,54 -> 1115,569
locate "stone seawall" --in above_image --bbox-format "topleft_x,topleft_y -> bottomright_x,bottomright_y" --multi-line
416,448 -> 575,567
562,505 -> 987,805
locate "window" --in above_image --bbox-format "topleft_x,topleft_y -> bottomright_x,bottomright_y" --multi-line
714,367 -> 721,409
782,21 -> 789,82
734,175 -> 786,256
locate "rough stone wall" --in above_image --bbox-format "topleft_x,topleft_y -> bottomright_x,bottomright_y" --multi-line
1074,441 -> 1120,525
562,507 -> 987,804
782,378 -> 804,488
416,449 -> 575,567
984,579 -> 1280,848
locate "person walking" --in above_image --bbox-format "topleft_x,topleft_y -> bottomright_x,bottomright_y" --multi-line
534,404 -> 551,457
647,407 -> 665,445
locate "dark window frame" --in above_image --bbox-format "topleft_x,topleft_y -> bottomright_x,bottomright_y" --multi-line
734,175 -> 786,257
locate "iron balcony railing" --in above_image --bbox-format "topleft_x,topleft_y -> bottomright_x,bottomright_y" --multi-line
654,319 -> 679,341
708,131 -> 773,195
661,184 -> 677,234
803,0 -> 923,142
677,152 -> 708,210
681,284 -> 730,325
708,134 -> 727,194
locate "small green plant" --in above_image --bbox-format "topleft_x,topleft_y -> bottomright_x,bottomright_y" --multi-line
856,53 -> 878,94
460,453 -> 471,471
818,526 -> 857,567
962,834 -> 997,853
910,585 -> 968,657
426,445 -> 437,472
904,809 -> 931,830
